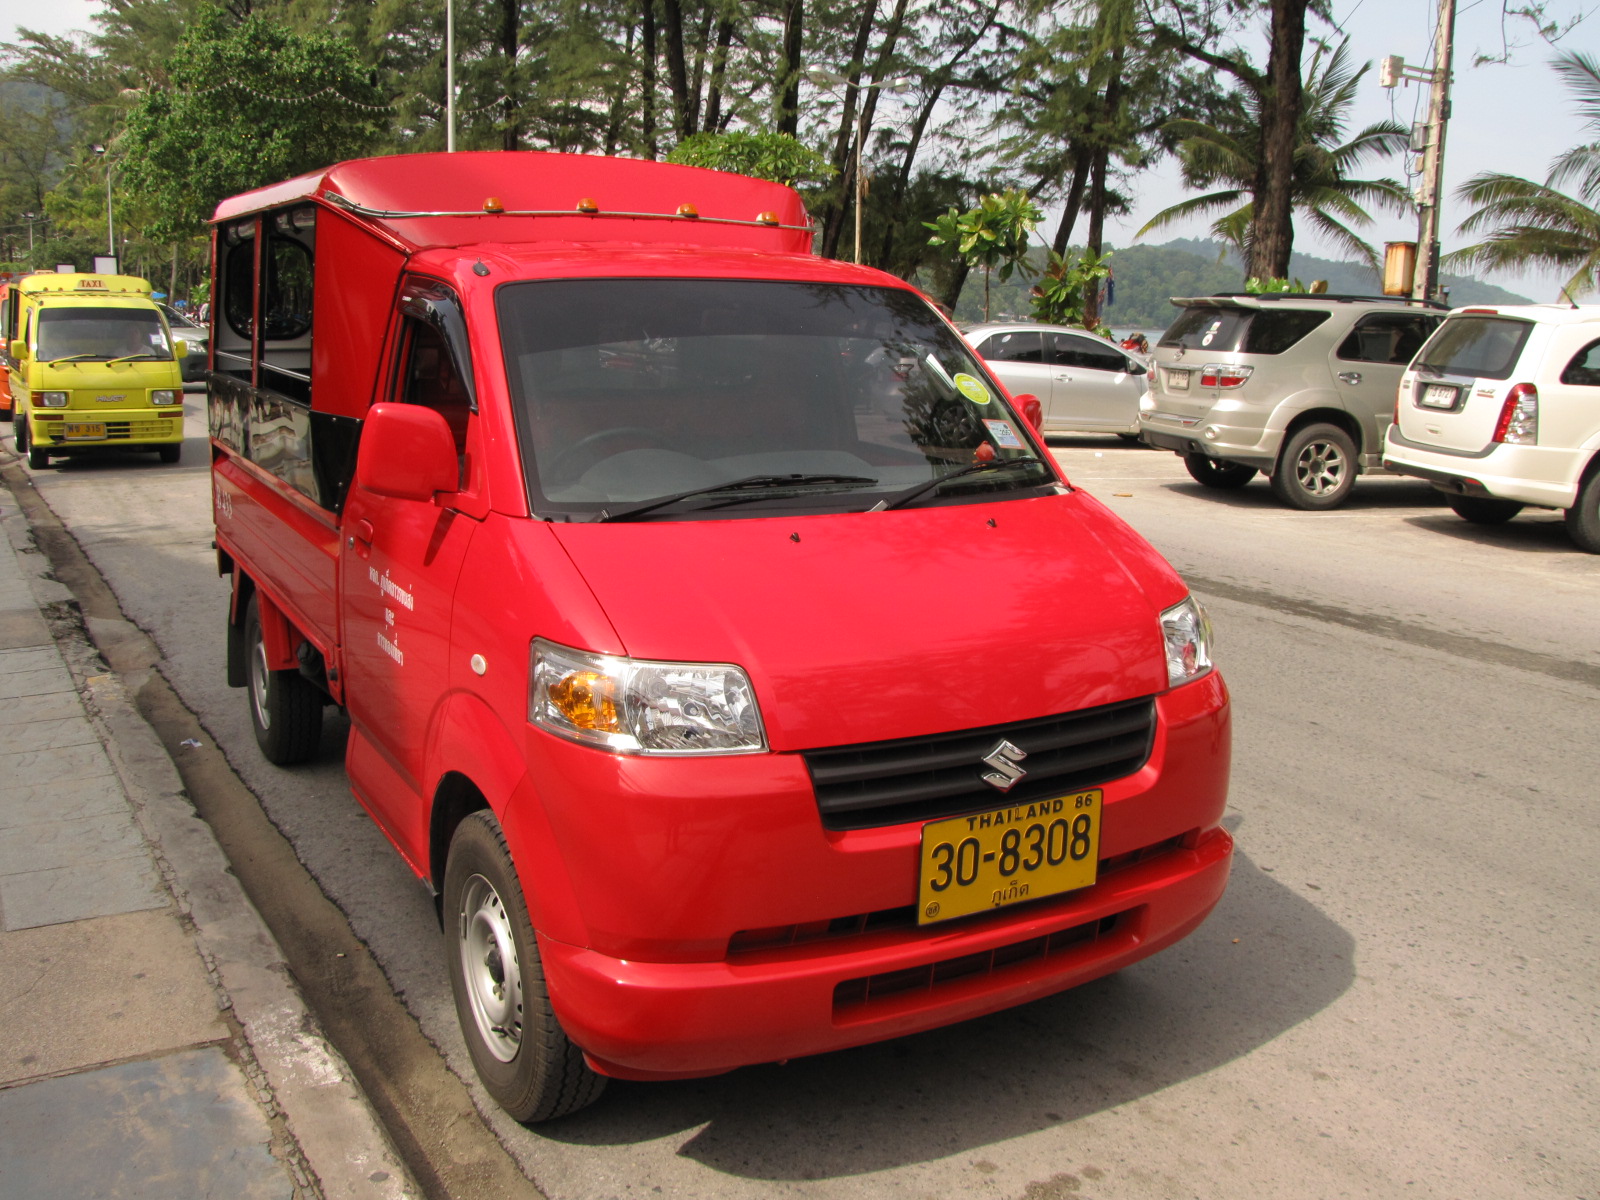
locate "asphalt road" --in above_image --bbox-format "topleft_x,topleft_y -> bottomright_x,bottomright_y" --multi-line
13,400 -> 1599,1200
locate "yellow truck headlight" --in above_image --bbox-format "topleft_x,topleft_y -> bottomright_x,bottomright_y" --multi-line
37,391 -> 69,408
151,389 -> 180,405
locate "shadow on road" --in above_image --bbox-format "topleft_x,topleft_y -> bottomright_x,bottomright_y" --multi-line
1399,511 -> 1582,556
541,831 -> 1353,1181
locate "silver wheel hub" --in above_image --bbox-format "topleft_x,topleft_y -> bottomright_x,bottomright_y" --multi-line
1295,440 -> 1347,496
457,874 -> 523,1062
249,635 -> 271,730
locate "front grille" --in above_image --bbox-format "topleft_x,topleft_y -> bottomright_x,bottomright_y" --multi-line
832,911 -> 1130,1014
801,696 -> 1156,831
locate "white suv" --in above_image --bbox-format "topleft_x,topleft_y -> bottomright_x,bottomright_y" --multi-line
1384,305 -> 1600,552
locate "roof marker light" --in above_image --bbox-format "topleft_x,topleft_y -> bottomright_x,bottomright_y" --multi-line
677,203 -> 700,218
576,197 -> 599,214
482,196 -> 505,213
756,211 -> 780,226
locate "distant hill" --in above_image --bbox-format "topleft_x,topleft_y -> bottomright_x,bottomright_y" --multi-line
950,237 -> 1534,329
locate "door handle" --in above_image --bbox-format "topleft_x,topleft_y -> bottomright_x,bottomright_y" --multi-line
346,518 -> 375,559
1337,371 -> 1362,385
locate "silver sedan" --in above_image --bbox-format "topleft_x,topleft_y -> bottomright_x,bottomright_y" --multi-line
965,322 -> 1150,437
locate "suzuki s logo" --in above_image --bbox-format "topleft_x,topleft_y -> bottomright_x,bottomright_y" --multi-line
981,739 -> 1028,791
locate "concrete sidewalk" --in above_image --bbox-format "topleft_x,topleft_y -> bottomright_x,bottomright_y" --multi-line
0,464 -> 417,1199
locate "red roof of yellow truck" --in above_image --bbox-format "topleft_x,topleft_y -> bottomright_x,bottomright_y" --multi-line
211,151 -> 813,255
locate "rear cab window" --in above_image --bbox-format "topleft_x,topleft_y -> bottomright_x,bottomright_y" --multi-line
1413,316 -> 1534,381
1159,306 -> 1329,355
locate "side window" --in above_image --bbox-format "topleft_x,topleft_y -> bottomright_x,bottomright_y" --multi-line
1559,339 -> 1600,387
263,238 -> 313,340
216,208 -> 315,402
1243,310 -> 1330,354
1,289 -> 14,342
1336,314 -> 1439,364
979,331 -> 1043,363
1048,332 -> 1127,372
397,318 -> 473,487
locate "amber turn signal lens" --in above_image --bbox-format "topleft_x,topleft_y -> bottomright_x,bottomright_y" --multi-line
546,671 -> 620,732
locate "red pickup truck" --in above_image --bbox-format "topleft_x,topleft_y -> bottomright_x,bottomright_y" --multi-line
208,151 -> 1232,1121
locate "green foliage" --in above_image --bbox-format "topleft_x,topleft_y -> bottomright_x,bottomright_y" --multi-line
1447,50 -> 1600,299
1244,276 -> 1306,293
119,5 -> 384,242
926,189 -> 1042,319
1138,40 -> 1409,271
1030,248 -> 1113,326
666,132 -> 835,187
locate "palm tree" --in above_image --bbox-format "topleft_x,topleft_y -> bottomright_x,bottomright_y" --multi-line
1448,51 -> 1600,299
1136,40 -> 1410,272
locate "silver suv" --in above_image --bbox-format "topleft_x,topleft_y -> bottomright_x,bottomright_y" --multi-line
1139,294 -> 1445,508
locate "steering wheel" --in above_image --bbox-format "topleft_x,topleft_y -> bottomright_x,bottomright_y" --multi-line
547,426 -> 672,480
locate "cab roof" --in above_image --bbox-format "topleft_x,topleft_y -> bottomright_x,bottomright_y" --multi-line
16,272 -> 153,297
211,151 -> 814,257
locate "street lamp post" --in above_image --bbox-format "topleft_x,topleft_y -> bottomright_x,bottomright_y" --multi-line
90,144 -> 116,266
806,68 -> 914,264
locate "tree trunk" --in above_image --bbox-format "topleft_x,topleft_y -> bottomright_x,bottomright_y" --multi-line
603,19 -> 638,154
640,0 -> 658,158
499,0 -> 520,151
1051,152 -> 1091,255
703,13 -> 734,133
819,0 -> 880,260
659,0 -> 694,139
1082,145 -> 1109,328
776,0 -> 803,136
1250,0 -> 1307,281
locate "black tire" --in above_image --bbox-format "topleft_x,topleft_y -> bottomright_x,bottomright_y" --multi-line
1446,494 -> 1523,525
1116,432 -> 1143,444
158,443 -> 181,464
1564,468 -> 1600,553
1270,423 -> 1358,510
444,811 -> 606,1123
244,593 -> 323,765
1184,453 -> 1258,490
17,416 -> 48,470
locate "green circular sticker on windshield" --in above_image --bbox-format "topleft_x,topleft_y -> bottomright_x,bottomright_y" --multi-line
954,373 -> 992,405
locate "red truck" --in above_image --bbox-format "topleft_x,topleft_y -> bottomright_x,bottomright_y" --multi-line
208,151 -> 1232,1121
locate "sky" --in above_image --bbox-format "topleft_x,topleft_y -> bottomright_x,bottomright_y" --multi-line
3,0 -> 1592,297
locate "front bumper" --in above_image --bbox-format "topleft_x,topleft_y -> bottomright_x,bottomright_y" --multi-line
28,407 -> 185,450
543,825 -> 1233,1079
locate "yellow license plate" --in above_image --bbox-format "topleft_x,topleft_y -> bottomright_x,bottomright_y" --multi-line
64,422 -> 106,439
917,790 -> 1101,925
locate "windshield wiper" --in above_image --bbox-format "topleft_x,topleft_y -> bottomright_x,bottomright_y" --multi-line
597,473 -> 879,522
870,458 -> 1051,512
107,353 -> 168,364
45,353 -> 108,364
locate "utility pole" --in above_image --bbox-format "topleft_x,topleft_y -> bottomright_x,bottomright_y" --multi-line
1382,0 -> 1456,302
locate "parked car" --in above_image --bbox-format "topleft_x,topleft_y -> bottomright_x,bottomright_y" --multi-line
966,322 -> 1150,437
159,302 -> 208,383
1383,304 -> 1600,551
1139,293 -> 1446,508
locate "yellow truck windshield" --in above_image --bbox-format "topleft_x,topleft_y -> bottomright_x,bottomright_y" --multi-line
38,307 -> 172,363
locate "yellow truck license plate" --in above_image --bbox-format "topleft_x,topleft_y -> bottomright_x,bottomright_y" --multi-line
64,422 -> 106,439
917,790 -> 1101,925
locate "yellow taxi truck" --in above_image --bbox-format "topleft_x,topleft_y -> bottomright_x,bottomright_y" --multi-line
3,273 -> 188,469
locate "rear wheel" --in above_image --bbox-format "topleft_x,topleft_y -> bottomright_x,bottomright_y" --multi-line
1446,494 -> 1523,525
1270,423 -> 1357,510
1184,453 -> 1257,490
244,593 -> 322,764
444,810 -> 605,1123
1564,469 -> 1600,553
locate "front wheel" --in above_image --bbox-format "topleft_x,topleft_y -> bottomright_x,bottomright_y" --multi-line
17,416 -> 48,470
1446,494 -> 1523,525
1270,423 -> 1358,510
444,811 -> 605,1123
243,593 -> 323,764
1184,453 -> 1257,490
158,443 -> 181,464
1565,469 -> 1600,553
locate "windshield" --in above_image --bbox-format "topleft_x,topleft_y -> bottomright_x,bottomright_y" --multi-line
37,306 -> 173,362
497,279 -> 1053,519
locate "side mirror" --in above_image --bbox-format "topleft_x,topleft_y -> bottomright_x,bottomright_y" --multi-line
173,339 -> 189,359
8,339 -> 26,360
1013,393 -> 1042,430
1125,359 -> 1147,376
355,403 -> 459,501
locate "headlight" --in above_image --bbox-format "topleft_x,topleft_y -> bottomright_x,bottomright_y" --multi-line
1160,595 -> 1214,686
529,638 -> 766,755
37,391 -> 69,408
151,389 -> 180,405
